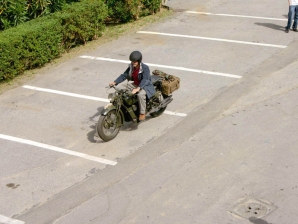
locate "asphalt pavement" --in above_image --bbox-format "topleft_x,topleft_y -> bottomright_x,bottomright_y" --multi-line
1,0 -> 298,224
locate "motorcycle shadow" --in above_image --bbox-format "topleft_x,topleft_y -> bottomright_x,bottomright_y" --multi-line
120,115 -> 153,132
87,106 -> 104,143
121,121 -> 139,132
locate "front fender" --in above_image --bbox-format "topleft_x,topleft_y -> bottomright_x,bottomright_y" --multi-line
101,104 -> 116,115
101,104 -> 124,126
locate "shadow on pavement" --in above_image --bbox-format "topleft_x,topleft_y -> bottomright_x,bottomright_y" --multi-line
255,22 -> 285,31
249,217 -> 271,224
87,106 -> 104,143
121,122 -> 139,132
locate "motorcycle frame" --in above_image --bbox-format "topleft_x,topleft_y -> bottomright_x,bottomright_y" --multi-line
100,81 -> 170,127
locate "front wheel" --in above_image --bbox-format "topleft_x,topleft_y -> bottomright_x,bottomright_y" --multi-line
97,109 -> 121,142
150,106 -> 167,118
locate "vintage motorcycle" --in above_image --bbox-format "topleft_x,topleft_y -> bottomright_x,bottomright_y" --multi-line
96,75 -> 173,142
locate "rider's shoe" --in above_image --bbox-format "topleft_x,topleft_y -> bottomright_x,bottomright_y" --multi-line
139,114 -> 146,121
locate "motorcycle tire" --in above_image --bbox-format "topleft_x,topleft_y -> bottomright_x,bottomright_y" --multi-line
149,106 -> 167,118
97,109 -> 120,142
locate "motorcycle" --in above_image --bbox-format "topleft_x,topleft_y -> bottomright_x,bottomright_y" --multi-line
96,75 -> 173,142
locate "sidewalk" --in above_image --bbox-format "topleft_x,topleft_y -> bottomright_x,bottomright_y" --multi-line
109,49 -> 298,224
12,1 -> 298,223
48,35 -> 298,224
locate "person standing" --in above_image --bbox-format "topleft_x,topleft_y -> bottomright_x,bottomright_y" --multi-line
285,0 -> 298,33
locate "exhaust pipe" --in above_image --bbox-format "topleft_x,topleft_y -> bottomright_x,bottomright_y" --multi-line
148,96 -> 173,114
160,96 -> 173,108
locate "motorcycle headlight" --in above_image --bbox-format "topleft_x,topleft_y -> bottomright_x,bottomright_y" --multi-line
108,93 -> 115,101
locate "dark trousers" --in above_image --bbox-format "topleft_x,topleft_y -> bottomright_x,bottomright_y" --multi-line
286,5 -> 298,29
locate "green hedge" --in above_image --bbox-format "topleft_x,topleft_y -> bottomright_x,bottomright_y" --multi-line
142,0 -> 162,15
57,1 -> 107,49
0,0 -> 108,81
105,0 -> 162,23
0,0 -> 163,82
0,19 -> 63,80
0,0 -> 80,31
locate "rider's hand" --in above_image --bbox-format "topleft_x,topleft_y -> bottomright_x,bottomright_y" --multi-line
132,87 -> 140,94
109,81 -> 116,87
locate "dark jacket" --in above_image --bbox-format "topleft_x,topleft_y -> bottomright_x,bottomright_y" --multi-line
114,63 -> 156,99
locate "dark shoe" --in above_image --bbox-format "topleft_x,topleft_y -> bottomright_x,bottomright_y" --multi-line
139,114 -> 145,121
285,28 -> 289,33
293,28 -> 298,32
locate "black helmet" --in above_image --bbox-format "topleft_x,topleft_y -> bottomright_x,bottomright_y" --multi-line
129,51 -> 142,63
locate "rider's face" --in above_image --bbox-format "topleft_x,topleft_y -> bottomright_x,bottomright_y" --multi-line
131,61 -> 139,68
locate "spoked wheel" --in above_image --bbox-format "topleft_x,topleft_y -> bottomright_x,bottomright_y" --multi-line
150,106 -> 167,118
97,109 -> 121,142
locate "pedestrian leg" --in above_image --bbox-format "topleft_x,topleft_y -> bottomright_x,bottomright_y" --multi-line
293,6 -> 298,31
286,6 -> 295,32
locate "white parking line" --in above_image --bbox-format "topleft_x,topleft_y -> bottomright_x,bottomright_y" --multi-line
0,214 -> 25,224
23,85 -> 187,117
23,85 -> 109,102
137,31 -> 287,49
186,11 -> 287,21
164,111 -> 187,116
0,134 -> 117,165
80,55 -> 242,79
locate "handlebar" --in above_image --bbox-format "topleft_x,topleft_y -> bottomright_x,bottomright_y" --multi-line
106,85 -> 134,95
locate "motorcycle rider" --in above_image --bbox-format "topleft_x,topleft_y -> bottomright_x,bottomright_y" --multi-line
109,51 -> 156,121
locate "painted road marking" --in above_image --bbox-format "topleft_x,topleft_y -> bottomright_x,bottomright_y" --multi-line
23,85 -> 109,102
23,85 -> 187,117
79,55 -> 242,79
137,31 -> 287,49
186,11 -> 287,21
0,134 -> 117,165
0,214 -> 25,224
164,111 -> 187,116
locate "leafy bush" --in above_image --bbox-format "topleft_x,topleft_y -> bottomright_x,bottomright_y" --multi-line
0,0 -> 164,82
105,0 -> 162,23
57,0 -> 107,49
1,0 -> 163,30
0,18 -> 63,80
0,0 -> 80,30
141,0 -> 162,15
105,0 -> 141,23
0,0 -> 28,30
0,0 -> 107,81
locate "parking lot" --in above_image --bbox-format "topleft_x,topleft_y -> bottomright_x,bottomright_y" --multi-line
1,0 -> 298,223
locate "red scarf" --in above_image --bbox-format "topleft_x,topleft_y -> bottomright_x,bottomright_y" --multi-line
132,67 -> 140,86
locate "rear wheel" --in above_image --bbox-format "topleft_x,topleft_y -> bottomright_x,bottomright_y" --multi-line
97,110 -> 120,142
150,106 -> 167,118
